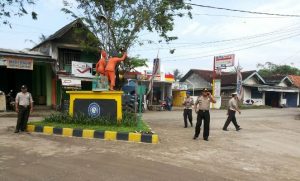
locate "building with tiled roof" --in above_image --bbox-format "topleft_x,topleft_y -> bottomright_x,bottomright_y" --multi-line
180,69 -> 299,107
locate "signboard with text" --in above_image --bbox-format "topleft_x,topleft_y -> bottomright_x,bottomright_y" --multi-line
72,61 -> 93,78
6,57 -> 33,70
61,78 -> 81,88
215,54 -> 235,68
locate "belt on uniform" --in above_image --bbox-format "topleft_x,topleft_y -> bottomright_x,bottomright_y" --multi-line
18,105 -> 29,108
198,110 -> 209,112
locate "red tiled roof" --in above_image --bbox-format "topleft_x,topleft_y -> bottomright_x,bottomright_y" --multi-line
289,75 -> 300,88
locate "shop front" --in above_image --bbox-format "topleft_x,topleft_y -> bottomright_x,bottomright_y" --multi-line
0,49 -> 54,107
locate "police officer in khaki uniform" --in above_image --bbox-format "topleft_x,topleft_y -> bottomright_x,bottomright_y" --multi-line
223,92 -> 242,131
182,91 -> 194,128
193,88 -> 216,141
15,85 -> 33,133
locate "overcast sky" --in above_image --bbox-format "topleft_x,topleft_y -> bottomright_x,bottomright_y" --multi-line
1,0 -> 300,75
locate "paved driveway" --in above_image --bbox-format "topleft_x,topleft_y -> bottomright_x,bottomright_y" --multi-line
0,108 -> 300,180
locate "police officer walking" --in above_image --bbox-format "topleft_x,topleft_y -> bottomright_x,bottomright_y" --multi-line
15,85 -> 33,133
223,92 -> 242,131
193,88 -> 216,141
182,92 -> 194,128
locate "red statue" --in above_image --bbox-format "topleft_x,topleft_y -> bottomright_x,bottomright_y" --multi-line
96,50 -> 107,76
105,52 -> 127,91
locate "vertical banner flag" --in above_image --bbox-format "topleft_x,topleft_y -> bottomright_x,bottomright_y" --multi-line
236,62 -> 243,100
147,58 -> 160,95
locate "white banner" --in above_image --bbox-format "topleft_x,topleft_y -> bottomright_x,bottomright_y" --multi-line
213,79 -> 221,97
72,61 -> 93,78
236,64 -> 243,100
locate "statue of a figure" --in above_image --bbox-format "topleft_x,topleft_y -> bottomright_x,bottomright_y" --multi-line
105,51 -> 127,91
96,50 -> 107,76
93,50 -> 109,91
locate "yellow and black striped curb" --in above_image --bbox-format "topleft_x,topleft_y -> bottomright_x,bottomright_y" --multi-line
26,125 -> 159,144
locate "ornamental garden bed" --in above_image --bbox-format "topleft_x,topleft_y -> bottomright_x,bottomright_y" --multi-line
27,112 -> 158,144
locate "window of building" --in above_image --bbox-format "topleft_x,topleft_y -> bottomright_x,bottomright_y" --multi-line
251,88 -> 263,99
58,48 -> 81,67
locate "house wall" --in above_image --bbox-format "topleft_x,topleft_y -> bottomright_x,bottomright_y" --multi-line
172,90 -> 186,106
244,77 -> 257,85
280,92 -> 286,106
278,81 -> 288,87
32,42 -> 51,56
243,87 -> 265,106
185,73 -> 211,90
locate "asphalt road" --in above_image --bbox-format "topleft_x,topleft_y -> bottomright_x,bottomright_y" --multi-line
0,108 -> 300,181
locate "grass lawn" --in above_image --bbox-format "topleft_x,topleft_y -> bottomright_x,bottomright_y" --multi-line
29,120 -> 151,133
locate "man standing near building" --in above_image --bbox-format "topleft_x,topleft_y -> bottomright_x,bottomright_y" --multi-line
223,92 -> 242,131
15,85 -> 33,133
193,88 -> 216,141
182,92 -> 194,128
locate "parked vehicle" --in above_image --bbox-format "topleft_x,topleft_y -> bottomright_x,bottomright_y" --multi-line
6,90 -> 16,111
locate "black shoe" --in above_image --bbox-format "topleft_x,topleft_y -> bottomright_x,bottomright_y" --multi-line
184,126 -> 187,128
203,138 -> 209,141
14,130 -> 19,133
223,129 -> 229,131
193,136 -> 198,140
236,127 -> 242,131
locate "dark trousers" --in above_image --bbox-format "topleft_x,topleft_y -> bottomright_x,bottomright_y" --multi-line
194,110 -> 210,139
16,106 -> 30,131
223,110 -> 240,130
183,109 -> 193,127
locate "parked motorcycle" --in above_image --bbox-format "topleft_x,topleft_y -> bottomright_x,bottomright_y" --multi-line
6,90 -> 16,111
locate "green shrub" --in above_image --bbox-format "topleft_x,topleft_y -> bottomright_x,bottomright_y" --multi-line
43,111 -> 138,127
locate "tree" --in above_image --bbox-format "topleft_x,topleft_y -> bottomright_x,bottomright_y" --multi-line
0,0 -> 37,27
173,69 -> 182,81
62,0 -> 192,88
257,62 -> 300,76
62,0 -> 192,52
25,33 -> 47,45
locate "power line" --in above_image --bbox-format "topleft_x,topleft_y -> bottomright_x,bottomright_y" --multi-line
193,13 -> 293,19
162,31 -> 300,60
186,3 -> 300,17
132,24 -> 300,52
162,33 -> 300,62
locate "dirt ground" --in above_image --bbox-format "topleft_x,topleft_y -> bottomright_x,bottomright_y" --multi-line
0,108 -> 299,181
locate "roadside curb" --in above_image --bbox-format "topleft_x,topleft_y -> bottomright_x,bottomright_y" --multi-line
26,125 -> 159,144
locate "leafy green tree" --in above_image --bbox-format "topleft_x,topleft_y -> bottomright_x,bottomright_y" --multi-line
62,0 -> 192,52
173,69 -> 182,81
257,62 -> 300,76
62,0 -> 192,88
0,0 -> 37,27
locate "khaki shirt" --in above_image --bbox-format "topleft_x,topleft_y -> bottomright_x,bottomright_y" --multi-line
16,92 -> 33,107
228,98 -> 238,111
195,96 -> 211,111
183,97 -> 194,109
